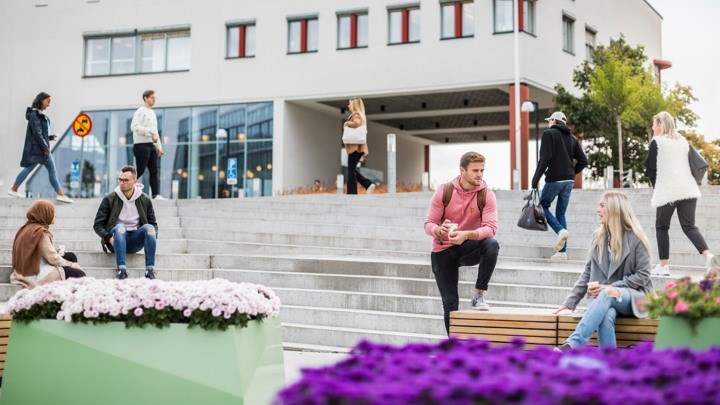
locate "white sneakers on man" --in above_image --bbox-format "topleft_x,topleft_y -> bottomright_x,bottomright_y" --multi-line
550,252 -> 568,261
705,254 -> 719,274
651,264 -> 670,276
56,195 -> 74,204
7,190 -> 22,198
555,229 -> 570,252
153,195 -> 166,200
366,184 -> 376,194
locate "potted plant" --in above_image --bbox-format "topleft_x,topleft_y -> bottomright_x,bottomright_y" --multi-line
2,278 -> 284,405
646,271 -> 720,350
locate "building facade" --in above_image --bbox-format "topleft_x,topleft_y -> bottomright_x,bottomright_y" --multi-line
0,0 -> 662,198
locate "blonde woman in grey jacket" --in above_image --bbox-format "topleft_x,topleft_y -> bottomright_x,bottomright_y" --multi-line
644,111 -> 717,276
554,191 -> 653,350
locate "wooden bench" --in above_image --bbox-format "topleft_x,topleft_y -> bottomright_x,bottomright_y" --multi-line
0,314 -> 11,378
450,309 -> 659,348
450,309 -> 559,350
557,315 -> 659,347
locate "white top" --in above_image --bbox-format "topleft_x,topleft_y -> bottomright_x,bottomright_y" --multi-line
651,136 -> 701,208
130,106 -> 163,151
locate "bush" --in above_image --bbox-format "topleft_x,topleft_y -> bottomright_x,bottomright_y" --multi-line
645,272 -> 720,330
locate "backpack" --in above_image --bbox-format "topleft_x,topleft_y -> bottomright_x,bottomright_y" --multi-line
441,183 -> 486,221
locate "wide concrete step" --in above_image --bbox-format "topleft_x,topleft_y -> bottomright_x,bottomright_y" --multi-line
0,250 -> 210,269
281,305 -> 446,336
0,239 -> 188,254
0,266 -> 212,283
281,322 -> 445,349
0,283 -> 22,301
213,269 -> 573,306
0,227 -> 186,242
1,205 -> 179,218
0,216 -> 181,229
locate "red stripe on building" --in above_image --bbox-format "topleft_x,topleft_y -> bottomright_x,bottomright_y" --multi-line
518,0 -> 525,31
300,19 -> 308,53
401,9 -> 409,43
350,14 -> 358,48
454,2 -> 462,37
238,26 -> 246,58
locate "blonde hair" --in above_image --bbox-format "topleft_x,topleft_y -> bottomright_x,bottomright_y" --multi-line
349,97 -> 366,124
653,111 -> 681,140
591,191 -> 653,263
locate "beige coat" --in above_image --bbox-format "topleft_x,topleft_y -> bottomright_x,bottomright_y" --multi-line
10,234 -> 66,289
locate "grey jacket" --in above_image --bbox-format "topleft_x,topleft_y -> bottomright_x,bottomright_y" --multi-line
563,231 -> 653,318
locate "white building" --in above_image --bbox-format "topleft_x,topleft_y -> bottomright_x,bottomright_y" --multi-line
0,0 -> 663,198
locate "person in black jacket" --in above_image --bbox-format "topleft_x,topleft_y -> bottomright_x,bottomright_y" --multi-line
530,112 -> 588,260
8,92 -> 73,204
93,165 -> 159,280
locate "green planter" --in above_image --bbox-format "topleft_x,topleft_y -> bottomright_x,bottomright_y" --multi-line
1,318 -> 284,405
654,316 -> 720,351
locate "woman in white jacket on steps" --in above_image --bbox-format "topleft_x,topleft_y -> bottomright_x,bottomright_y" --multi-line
644,111 -> 717,276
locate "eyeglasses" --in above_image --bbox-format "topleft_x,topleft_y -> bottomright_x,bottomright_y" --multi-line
117,178 -> 134,184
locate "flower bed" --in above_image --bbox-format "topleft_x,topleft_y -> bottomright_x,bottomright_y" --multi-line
7,277 -> 281,330
645,272 -> 719,329
277,339 -> 720,405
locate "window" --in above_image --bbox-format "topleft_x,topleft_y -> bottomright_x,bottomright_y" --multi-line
288,16 -> 318,54
227,22 -> 256,58
585,28 -> 596,62
337,11 -> 369,49
562,14 -> 575,54
494,0 -> 513,33
522,0 -> 535,35
441,1 -> 474,39
84,28 -> 191,77
388,6 -> 420,44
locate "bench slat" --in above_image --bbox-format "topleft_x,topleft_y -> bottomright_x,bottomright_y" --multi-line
450,319 -> 557,330
451,311 -> 557,322
558,315 -> 659,327
450,332 -> 557,345
557,330 -> 656,341
558,322 -> 657,334
450,326 -> 556,337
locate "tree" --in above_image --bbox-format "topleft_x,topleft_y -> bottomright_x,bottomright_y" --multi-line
555,35 -> 699,185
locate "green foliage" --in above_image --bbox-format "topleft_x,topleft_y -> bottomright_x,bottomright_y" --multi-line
646,272 -> 720,331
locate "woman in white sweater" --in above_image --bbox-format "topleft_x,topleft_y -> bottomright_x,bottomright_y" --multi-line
644,111 -> 717,275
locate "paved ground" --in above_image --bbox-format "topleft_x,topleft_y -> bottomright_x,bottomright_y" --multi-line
283,350 -> 347,386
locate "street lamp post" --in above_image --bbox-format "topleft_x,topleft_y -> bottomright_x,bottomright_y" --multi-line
521,100 -> 540,161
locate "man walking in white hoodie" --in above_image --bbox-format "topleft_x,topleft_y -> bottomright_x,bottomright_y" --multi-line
131,89 -> 164,200
93,165 -> 159,280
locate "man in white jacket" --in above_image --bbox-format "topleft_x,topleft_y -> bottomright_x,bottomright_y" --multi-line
131,90 -> 164,199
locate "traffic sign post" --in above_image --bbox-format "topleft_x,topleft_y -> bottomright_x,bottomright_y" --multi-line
227,158 -> 238,188
72,113 -> 92,198
70,160 -> 80,190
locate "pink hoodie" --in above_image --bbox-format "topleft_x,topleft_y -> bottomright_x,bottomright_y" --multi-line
424,176 -> 498,253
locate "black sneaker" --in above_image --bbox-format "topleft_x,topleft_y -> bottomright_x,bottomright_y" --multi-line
145,270 -> 156,280
117,269 -> 128,280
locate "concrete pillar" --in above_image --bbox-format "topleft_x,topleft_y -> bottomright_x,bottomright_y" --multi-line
509,83 -> 530,190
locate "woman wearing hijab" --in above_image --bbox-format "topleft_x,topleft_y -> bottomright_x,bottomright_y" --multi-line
11,200 -> 85,289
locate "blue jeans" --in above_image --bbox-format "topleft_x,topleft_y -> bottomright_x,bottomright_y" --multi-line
566,288 -> 633,349
107,224 -> 157,270
14,155 -> 61,193
540,181 -> 573,252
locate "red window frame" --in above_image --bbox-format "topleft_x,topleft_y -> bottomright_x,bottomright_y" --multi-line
442,1 -> 473,39
389,7 -> 419,44
338,13 -> 366,49
288,18 -> 317,54
228,24 -> 254,58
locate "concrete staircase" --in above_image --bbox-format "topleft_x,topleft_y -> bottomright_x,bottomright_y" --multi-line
0,187 -> 717,349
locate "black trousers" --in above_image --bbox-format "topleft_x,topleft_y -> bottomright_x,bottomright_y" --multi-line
61,252 -> 85,278
656,198 -> 708,260
431,238 -> 500,334
133,143 -> 160,197
346,151 -> 372,195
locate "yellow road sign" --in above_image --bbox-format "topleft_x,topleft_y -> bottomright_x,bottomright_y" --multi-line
72,113 -> 92,137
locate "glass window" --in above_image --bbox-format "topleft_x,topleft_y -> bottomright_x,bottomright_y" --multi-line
307,19 -> 319,51
246,25 -> 256,57
140,32 -> 167,72
585,29 -> 596,62
562,16 -> 575,53
494,0 -> 513,33
85,37 -> 110,76
338,15 -> 351,49
227,26 -> 240,58
408,8 -> 420,42
111,36 -> 135,74
441,4 -> 455,39
167,31 -> 191,70
227,25 -> 255,58
357,14 -> 369,47
523,0 -> 535,34
288,20 -> 302,53
462,2 -> 475,37
388,10 -> 403,44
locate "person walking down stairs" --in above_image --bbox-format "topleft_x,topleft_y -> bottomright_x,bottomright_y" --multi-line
644,111 -> 718,276
530,111 -> 587,261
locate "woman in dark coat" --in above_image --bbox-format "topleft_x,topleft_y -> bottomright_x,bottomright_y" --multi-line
8,92 -> 73,203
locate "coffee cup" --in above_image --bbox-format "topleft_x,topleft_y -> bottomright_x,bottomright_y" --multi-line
448,223 -> 458,234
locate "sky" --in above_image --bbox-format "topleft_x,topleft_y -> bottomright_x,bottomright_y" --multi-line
430,0 -> 720,190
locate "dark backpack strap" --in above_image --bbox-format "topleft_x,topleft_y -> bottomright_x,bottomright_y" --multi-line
442,183 -> 454,208
477,188 -> 486,212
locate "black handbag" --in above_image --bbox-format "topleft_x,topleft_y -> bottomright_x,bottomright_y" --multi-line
517,189 -> 548,231
688,145 -> 708,184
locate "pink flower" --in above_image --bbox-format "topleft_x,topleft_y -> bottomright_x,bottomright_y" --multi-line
664,282 -> 676,290
134,308 -> 143,317
668,292 -> 679,299
674,301 -> 689,314
716,296 -> 720,304
183,309 -> 192,317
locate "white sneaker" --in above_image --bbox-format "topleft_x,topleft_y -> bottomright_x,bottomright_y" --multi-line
555,229 -> 570,252
153,195 -> 166,200
651,264 -> 670,276
56,195 -> 74,204
7,190 -> 22,198
550,252 -> 568,261
366,184 -> 376,194
704,254 -> 718,273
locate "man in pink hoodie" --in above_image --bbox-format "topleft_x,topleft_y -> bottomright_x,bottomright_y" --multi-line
424,152 -> 499,334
